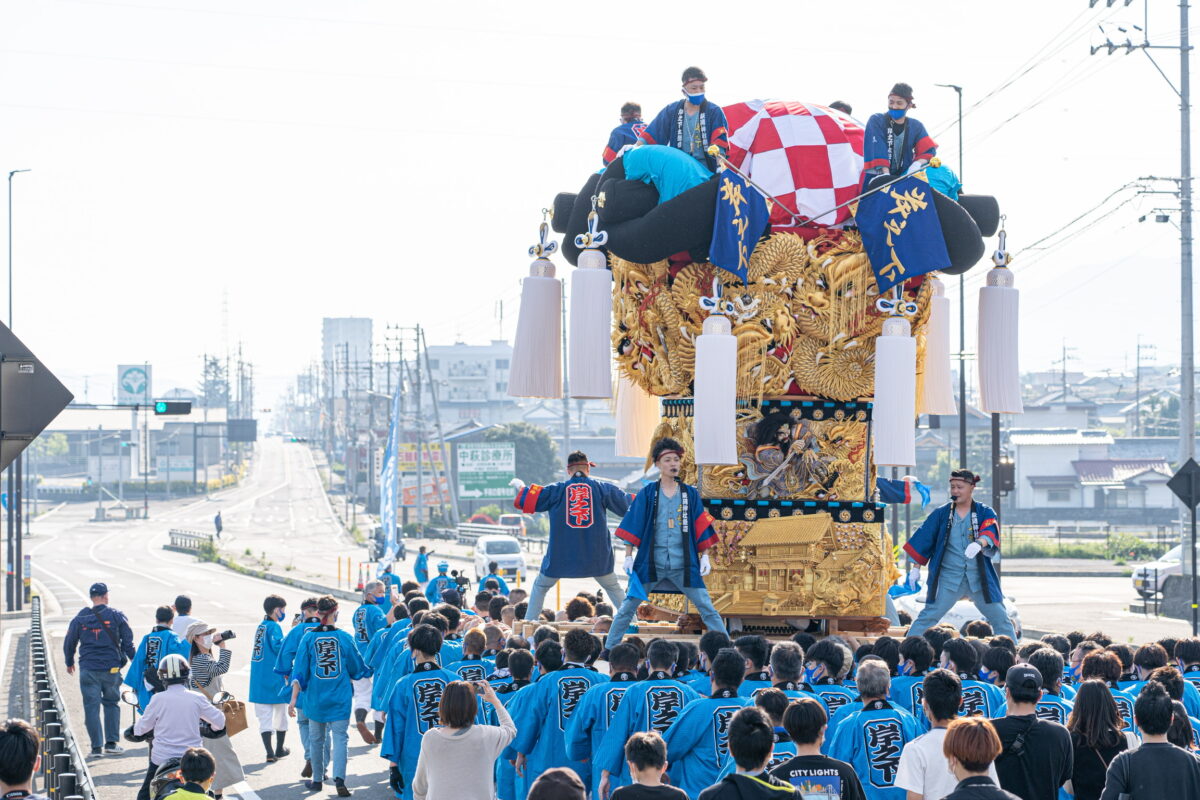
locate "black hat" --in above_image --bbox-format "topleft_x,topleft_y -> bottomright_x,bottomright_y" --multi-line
1006,665 -> 1043,690
681,66 -> 708,84
89,582 -> 108,597
890,82 -> 914,101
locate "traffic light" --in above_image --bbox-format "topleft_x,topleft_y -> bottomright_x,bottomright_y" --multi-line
996,456 -> 1016,493
154,400 -> 192,415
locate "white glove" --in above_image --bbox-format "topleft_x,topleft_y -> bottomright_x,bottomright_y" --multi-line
624,556 -> 635,575
699,553 -> 712,577
905,568 -> 921,590
964,540 -> 982,559
905,158 -> 929,176
509,478 -> 526,490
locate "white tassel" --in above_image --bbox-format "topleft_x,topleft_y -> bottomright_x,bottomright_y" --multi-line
694,314 -> 738,465
919,276 -> 958,416
615,375 -> 660,458
978,265 -> 1023,413
873,316 -> 917,467
569,248 -> 612,399
508,257 -> 562,398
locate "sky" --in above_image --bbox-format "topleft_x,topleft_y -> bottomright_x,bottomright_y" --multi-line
1,0 -> 1194,412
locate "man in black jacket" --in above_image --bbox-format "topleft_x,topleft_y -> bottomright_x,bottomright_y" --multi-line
63,581 -> 136,758
990,665 -> 1072,800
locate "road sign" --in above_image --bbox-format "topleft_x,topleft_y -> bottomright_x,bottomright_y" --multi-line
117,364 -> 151,405
396,443 -> 445,474
1169,459 -> 1200,510
400,476 -> 450,507
457,442 -> 515,499
227,419 -> 257,443
0,324 -> 73,471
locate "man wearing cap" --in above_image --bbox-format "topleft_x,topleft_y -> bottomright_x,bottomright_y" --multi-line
512,450 -> 632,619
423,561 -> 454,603
605,437 -> 725,648
903,469 -> 1015,639
638,66 -> 729,172
991,665 -> 1073,800
864,82 -> 938,178
413,546 -> 434,585
63,582 -> 136,758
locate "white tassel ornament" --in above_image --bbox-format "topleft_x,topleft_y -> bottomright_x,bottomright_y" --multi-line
693,314 -> 738,465
978,226 -> 1023,414
569,248 -> 613,399
615,375 -> 660,458
873,315 -> 917,467
919,276 -> 958,416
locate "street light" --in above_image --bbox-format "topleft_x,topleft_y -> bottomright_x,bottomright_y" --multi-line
8,168 -> 30,329
5,168 -> 28,612
934,85 -> 967,468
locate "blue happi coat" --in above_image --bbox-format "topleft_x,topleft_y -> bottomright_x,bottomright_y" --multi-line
863,113 -> 937,175
424,573 -> 454,602
565,673 -> 638,798
291,626 -> 368,723
124,625 -> 189,711
639,99 -> 729,172
444,655 -> 494,683
514,473 -> 632,578
248,618 -> 291,704
381,661 -> 460,800
351,601 -> 386,656
662,690 -> 754,799
511,665 -> 608,792
274,618 -> 320,706
615,480 -> 718,589
596,673 -> 699,787
825,699 -> 924,800
903,501 -> 1004,604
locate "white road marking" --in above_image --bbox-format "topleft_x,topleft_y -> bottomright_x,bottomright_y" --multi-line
228,781 -> 262,800
88,529 -> 172,586
0,625 -> 29,684
34,564 -> 89,603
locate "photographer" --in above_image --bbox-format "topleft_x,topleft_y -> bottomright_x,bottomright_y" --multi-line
411,680 -> 515,800
185,621 -> 244,798
131,655 -> 226,800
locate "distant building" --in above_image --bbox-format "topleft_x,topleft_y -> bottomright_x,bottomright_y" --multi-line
322,317 -> 373,395
424,340 -> 522,425
1013,389 -> 1097,431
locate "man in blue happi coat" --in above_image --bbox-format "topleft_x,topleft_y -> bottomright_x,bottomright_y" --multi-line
381,623 -> 459,800
412,546 -> 433,584
596,639 -> 699,795
249,595 -> 292,763
513,450 -> 632,619
903,469 -> 1016,639
564,643 -> 641,799
824,660 -> 923,800
602,102 -> 645,166
606,437 -> 725,648
125,605 -> 190,712
863,82 -> 937,178
350,581 -> 388,746
638,65 -> 728,172
510,631 -> 608,793
274,596 -> 327,779
423,562 -> 455,603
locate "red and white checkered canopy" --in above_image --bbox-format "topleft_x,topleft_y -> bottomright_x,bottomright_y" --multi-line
724,99 -> 865,229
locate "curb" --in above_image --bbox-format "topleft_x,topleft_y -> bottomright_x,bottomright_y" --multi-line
1001,570 -> 1132,578
212,557 -> 361,602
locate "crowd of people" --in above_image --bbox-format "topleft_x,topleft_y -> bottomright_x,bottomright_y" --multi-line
35,565 -> 1200,800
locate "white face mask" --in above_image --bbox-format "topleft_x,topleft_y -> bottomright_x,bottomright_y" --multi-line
199,634 -> 213,649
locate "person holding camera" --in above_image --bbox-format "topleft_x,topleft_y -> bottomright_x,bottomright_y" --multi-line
185,621 -> 245,798
131,654 -> 227,800
410,679 -> 515,800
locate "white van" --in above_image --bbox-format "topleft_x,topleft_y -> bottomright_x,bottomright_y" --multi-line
474,534 -> 526,583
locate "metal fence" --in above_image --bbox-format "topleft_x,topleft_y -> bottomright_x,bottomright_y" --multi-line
28,595 -> 96,800
165,528 -> 213,552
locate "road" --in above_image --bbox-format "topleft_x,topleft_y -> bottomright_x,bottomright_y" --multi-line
9,438 -> 1198,800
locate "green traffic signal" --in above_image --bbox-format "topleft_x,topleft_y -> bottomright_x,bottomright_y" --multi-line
153,400 -> 192,415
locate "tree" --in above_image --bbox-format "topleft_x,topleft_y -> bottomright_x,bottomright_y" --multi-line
28,432 -> 67,459
482,422 -> 558,485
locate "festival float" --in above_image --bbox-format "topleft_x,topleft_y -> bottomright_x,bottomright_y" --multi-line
508,99 -> 1020,636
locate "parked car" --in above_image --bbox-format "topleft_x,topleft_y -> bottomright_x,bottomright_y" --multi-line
892,592 -> 1023,640
474,534 -> 526,583
1132,543 -> 1197,598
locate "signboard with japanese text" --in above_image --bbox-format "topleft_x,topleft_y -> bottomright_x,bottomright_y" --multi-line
457,442 -> 515,499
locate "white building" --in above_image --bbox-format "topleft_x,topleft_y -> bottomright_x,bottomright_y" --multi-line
424,340 -> 522,425
322,317 -> 373,394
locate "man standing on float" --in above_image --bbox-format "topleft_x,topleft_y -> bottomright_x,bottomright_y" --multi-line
863,82 -> 937,178
638,66 -> 728,173
605,437 -> 725,648
512,451 -> 631,619
904,469 -> 1016,639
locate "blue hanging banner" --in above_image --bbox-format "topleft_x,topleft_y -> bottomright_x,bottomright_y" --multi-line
709,171 -> 769,282
855,175 -> 950,292
378,384 -> 404,567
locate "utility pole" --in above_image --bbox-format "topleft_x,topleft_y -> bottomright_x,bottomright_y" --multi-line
6,168 -> 29,612
414,329 -> 424,527
420,326 -> 460,526
1136,335 -> 1157,436
1091,1 -> 1193,463
1053,339 -> 1078,399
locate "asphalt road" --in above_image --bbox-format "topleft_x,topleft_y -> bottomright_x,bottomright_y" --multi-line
12,439 -> 1198,800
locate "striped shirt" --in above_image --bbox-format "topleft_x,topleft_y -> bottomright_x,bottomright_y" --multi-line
189,648 -> 231,691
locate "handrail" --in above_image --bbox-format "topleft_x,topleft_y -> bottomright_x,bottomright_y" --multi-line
29,595 -> 96,800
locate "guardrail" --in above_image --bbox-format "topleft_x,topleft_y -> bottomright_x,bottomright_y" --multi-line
165,528 -> 214,553
28,595 -> 95,800
456,522 -> 522,545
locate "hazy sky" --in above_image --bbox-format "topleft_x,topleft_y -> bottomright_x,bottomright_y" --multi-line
1,0 -> 1192,410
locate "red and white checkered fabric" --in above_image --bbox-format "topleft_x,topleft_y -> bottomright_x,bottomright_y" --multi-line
724,99 -> 865,229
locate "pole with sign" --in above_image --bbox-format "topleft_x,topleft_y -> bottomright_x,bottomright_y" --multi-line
1168,458 -> 1200,635
456,443 -> 516,500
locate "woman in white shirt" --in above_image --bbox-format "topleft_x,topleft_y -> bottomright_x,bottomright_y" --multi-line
411,679 -> 516,800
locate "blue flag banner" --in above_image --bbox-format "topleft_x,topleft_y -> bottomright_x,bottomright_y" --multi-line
710,171 -> 770,281
378,384 -> 404,567
855,175 -> 950,292
876,476 -> 931,508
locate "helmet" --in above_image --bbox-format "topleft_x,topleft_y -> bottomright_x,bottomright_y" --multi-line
157,653 -> 190,684
437,561 -> 449,572
150,758 -> 183,800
